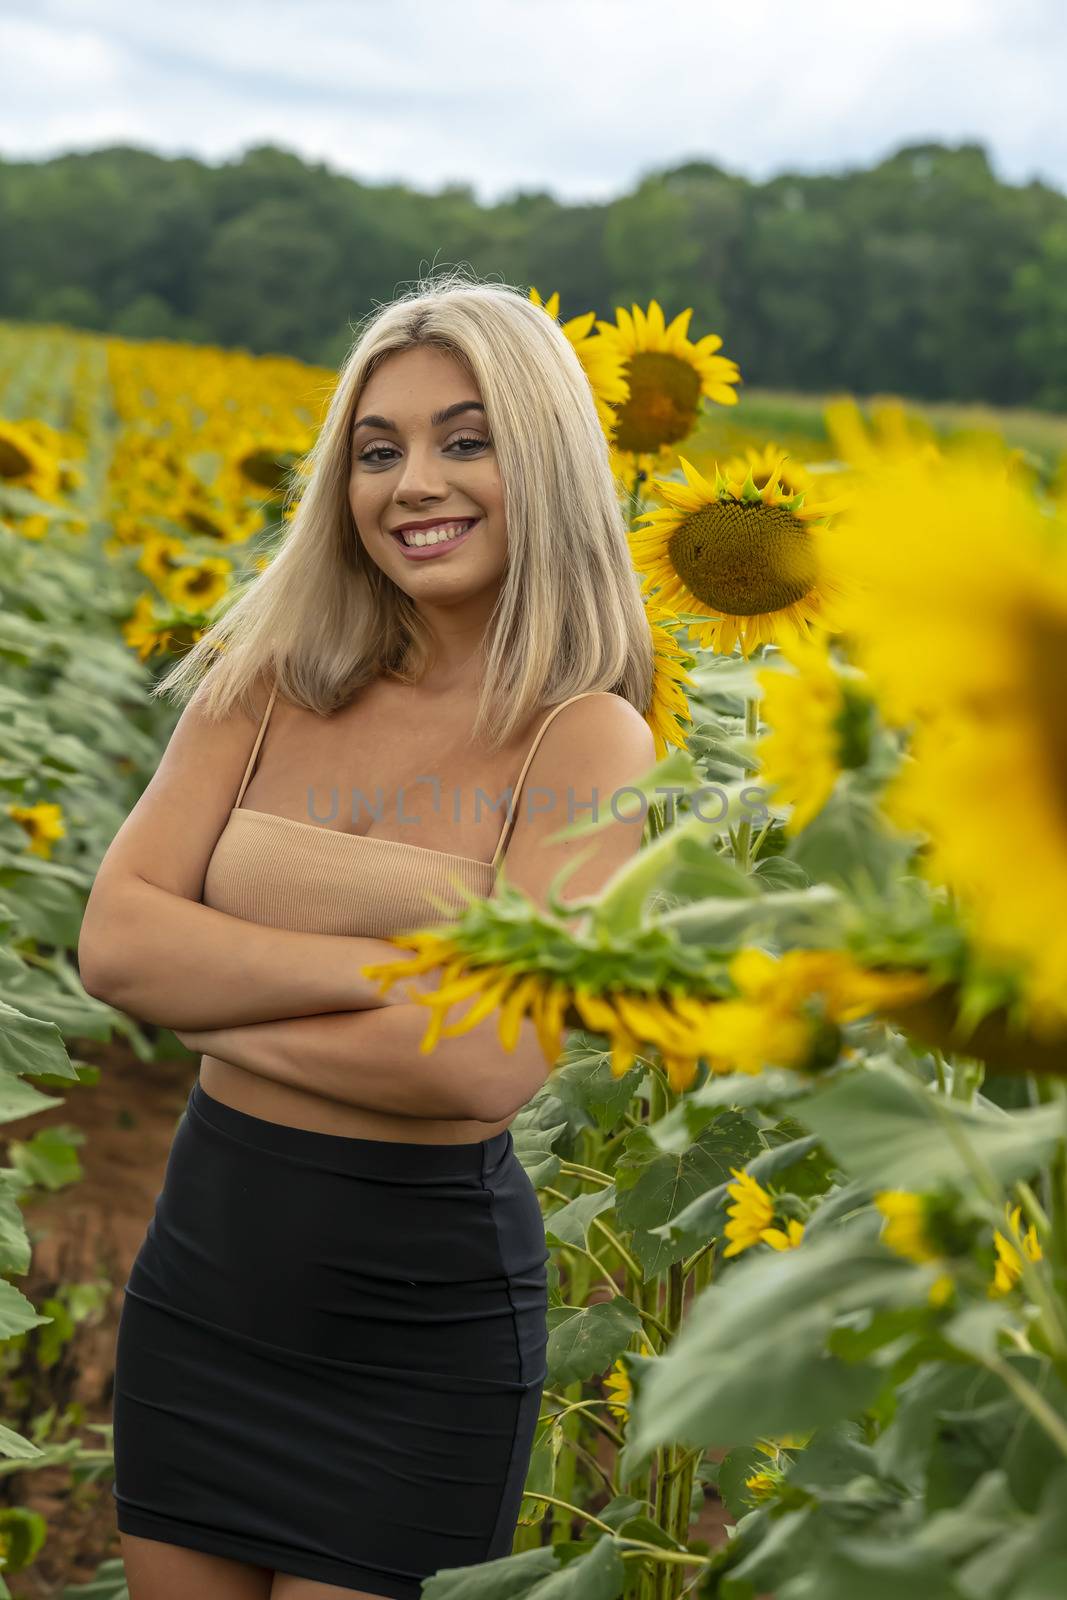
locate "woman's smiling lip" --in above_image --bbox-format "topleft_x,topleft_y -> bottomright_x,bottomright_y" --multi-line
390,518 -> 479,560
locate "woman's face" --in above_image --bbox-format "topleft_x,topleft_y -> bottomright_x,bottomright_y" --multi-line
348,345 -> 507,605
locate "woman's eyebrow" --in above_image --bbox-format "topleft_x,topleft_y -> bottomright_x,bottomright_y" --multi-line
353,400 -> 486,433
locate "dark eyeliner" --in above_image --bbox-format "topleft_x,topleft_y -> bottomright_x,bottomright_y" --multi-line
357,433 -> 489,465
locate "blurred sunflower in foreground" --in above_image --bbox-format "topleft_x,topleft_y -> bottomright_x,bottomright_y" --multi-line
756,628 -> 877,834
629,452 -> 851,657
823,395 -> 942,472
820,441 -> 1067,1036
360,936 -> 932,1095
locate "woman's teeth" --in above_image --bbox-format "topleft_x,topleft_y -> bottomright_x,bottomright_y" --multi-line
397,519 -> 475,548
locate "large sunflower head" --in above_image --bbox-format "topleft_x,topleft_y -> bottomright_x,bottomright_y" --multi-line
819,443 -> 1067,1035
629,452 -> 851,658
593,301 -> 741,463
528,287 -> 629,440
720,442 -> 816,500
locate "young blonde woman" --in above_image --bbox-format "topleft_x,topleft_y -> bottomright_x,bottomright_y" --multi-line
79,273 -> 655,1600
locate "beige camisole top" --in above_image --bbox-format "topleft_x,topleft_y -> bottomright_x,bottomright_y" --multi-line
201,685 -> 602,941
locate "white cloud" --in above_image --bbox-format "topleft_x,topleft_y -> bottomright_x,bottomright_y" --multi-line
0,0 -> 1063,199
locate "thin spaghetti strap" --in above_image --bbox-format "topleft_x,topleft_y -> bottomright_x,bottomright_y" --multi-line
489,692 -> 603,871
234,681 -> 278,810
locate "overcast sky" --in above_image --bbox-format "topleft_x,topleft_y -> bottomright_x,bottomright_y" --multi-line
1,0 -> 1063,202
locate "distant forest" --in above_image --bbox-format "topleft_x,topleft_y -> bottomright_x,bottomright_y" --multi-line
2,140 -> 1065,409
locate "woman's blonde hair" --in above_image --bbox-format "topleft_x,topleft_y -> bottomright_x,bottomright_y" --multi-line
154,266 -> 654,747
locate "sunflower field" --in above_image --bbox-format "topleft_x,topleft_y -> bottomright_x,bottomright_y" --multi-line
2,295 -> 1067,1599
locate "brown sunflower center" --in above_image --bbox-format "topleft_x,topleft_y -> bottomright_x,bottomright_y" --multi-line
0,437 -> 34,478
185,506 -> 226,538
239,449 -> 297,493
613,352 -> 702,454
182,570 -> 216,598
667,500 -> 819,615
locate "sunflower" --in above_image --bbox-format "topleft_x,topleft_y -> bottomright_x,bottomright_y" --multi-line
137,533 -> 188,590
225,428 -> 316,497
7,801 -> 66,859
874,1190 -> 955,1306
363,932 -> 702,1089
819,444 -> 1067,1036
179,494 -> 266,543
643,598 -> 696,758
727,947 -> 933,1025
603,1338 -> 654,1419
720,442 -> 817,500
722,1168 -> 804,1258
593,301 -> 741,464
0,419 -> 60,495
990,1203 -> 1043,1298
743,1472 -> 779,1504
362,934 -> 933,1099
874,1191 -> 940,1264
360,931 -> 575,1065
163,556 -> 233,614
629,453 -> 851,658
529,288 -> 630,440
603,1362 -> 631,1419
823,396 -> 941,472
756,628 -> 875,834
695,948 -> 933,1077
122,593 -> 179,661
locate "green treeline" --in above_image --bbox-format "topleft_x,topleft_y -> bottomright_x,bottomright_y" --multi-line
2,140 -> 1065,408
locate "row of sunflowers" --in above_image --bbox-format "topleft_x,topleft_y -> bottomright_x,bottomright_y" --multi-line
1,295 -> 1067,1597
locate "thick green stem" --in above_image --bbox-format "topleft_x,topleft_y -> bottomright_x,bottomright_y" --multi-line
541,1392 -> 626,1448
670,1453 -> 698,1598
732,696 -> 761,870
652,1442 -> 676,1600
558,1159 -> 615,1187
634,1068 -> 668,1598
978,1351 -> 1067,1460
927,1090 -> 1067,1371
590,1216 -> 644,1281
551,1244 -> 590,1545
522,1492 -> 617,1534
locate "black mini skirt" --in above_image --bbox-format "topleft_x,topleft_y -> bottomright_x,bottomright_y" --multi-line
112,1079 -> 550,1598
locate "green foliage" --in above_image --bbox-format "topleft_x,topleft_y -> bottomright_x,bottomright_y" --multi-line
2,141 -> 1066,411
0,1504 -> 47,1573
624,1224 -> 932,1465
799,1059 -> 1064,1192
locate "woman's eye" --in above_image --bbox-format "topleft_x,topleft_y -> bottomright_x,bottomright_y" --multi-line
357,435 -> 488,465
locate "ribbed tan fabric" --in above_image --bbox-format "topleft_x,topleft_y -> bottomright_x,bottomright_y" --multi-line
201,685 -> 602,940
